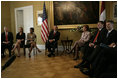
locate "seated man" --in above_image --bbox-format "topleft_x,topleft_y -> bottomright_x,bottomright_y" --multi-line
46,26 -> 60,57
80,20 -> 117,77
92,45 -> 117,78
1,27 -> 13,57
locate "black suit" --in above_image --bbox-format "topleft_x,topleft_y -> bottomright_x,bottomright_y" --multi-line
46,30 -> 60,54
92,47 -> 117,78
88,30 -> 117,77
1,32 -> 13,57
103,29 -> 117,45
91,28 -> 108,45
82,28 -> 107,61
87,29 -> 117,63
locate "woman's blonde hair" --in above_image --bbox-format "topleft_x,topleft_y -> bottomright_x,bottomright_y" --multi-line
19,27 -> 23,32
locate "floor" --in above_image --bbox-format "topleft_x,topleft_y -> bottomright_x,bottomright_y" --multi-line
1,49 -> 89,78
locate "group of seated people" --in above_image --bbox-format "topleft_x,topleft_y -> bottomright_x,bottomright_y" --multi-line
1,25 -> 60,58
1,20 -> 117,77
45,20 -> 117,77
1,27 -> 41,58
68,20 -> 116,78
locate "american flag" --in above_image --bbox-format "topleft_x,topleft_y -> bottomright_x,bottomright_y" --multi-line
100,1 -> 106,21
41,2 -> 49,42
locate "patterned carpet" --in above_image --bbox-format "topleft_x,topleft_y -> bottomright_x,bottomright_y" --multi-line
1,49 -> 89,78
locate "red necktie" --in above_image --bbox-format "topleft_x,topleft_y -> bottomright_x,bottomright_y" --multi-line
93,30 -> 100,43
5,32 -> 8,42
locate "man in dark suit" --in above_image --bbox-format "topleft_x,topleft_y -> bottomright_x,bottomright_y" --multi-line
87,20 -> 117,77
74,21 -> 107,68
87,20 -> 117,63
46,26 -> 60,57
92,46 -> 117,78
80,20 -> 117,77
1,27 -> 13,57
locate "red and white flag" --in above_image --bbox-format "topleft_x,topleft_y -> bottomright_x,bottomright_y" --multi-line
100,1 -> 106,21
41,2 -> 49,43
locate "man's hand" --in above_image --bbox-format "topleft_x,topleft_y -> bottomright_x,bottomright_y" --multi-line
89,43 -> 94,47
94,45 -> 97,48
109,43 -> 116,48
3,41 -> 9,44
49,40 -> 53,43
3,42 -> 7,44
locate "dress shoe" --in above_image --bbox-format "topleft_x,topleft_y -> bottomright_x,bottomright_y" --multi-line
74,61 -> 85,68
17,55 -> 20,57
51,53 -> 55,57
80,68 -> 90,75
38,49 -> 41,53
74,63 -> 83,68
79,62 -> 90,69
28,53 -> 31,58
73,57 -> 79,60
67,50 -> 72,54
2,55 -> 6,58
48,54 -> 51,57
29,55 -> 31,58
9,55 -> 11,57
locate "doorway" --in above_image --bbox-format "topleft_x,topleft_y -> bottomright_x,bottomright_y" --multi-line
15,5 -> 33,35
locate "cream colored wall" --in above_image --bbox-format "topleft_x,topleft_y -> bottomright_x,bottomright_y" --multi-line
1,1 -> 11,33
9,1 -> 50,44
1,1 -> 117,45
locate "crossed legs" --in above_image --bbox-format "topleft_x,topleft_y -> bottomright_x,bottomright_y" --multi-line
29,42 -> 41,57
11,40 -> 21,57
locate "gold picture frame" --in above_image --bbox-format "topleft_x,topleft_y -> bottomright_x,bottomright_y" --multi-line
49,1 -> 99,29
36,10 -> 43,26
113,2 -> 117,22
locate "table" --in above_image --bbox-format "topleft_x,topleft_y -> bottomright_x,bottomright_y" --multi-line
61,39 -> 73,54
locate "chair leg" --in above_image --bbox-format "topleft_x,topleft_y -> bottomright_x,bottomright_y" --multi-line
24,47 -> 26,56
36,48 -> 37,54
45,49 -> 47,55
57,48 -> 58,56
45,45 -> 47,55
33,48 -> 34,55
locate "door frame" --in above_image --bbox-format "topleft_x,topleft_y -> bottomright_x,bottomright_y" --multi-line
14,5 -> 33,34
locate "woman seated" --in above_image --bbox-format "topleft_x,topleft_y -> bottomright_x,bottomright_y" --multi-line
68,25 -> 91,60
26,28 -> 41,57
12,27 -> 25,57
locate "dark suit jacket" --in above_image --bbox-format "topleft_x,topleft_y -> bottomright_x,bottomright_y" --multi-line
92,47 -> 117,78
1,32 -> 13,44
48,30 -> 60,41
48,30 -> 60,47
90,28 -> 107,45
103,29 -> 117,45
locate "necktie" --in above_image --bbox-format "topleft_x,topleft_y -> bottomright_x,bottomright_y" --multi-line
93,30 -> 100,43
5,32 -> 8,42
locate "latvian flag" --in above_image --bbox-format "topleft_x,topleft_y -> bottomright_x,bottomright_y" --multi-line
41,2 -> 49,43
100,1 -> 106,21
